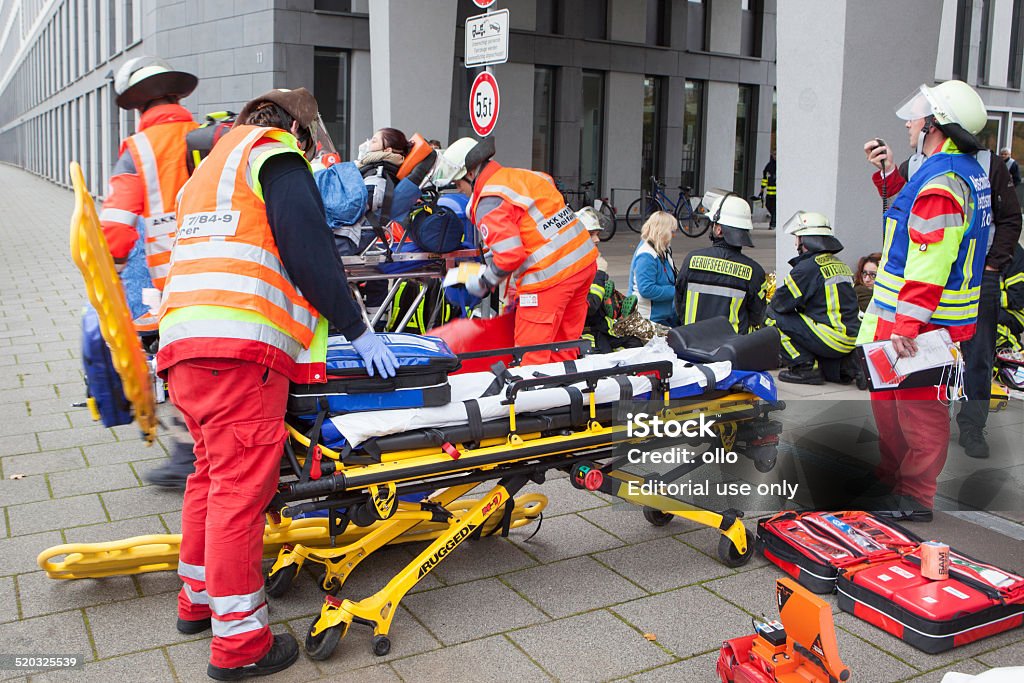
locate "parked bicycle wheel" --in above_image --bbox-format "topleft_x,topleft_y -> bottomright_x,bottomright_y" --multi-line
625,197 -> 661,233
594,200 -> 616,241
675,200 -> 710,238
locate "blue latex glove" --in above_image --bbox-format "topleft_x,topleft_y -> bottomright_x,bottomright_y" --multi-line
444,283 -> 483,310
465,272 -> 491,299
351,330 -> 399,378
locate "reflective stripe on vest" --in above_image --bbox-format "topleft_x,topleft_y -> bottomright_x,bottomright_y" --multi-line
125,122 -> 196,290
160,126 -> 324,372
473,168 -> 596,292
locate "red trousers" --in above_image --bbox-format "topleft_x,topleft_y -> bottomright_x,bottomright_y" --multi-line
515,262 -> 597,365
869,319 -> 951,508
169,358 -> 289,669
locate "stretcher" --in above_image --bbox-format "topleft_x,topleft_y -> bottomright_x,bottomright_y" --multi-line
269,340 -> 784,661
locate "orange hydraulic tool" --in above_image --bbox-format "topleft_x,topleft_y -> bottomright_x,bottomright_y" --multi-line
717,577 -> 850,683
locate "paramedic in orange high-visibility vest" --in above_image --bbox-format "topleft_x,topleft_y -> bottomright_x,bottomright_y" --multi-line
101,56 -> 200,488
436,137 -> 598,365
156,88 -> 396,680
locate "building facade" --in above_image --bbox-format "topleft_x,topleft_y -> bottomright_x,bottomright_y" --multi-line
0,0 -> 776,214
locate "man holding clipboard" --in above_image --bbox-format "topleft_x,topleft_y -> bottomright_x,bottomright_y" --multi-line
861,80 -> 992,522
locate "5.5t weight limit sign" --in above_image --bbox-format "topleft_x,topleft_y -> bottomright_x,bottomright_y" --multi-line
469,71 -> 500,137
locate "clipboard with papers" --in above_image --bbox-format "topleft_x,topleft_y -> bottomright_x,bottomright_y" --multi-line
854,328 -> 963,391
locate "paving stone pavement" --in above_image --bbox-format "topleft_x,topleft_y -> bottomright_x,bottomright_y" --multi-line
1,162 -> 1023,682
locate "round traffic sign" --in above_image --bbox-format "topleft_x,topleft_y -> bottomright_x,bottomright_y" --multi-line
469,71 -> 500,137
472,0 -> 497,7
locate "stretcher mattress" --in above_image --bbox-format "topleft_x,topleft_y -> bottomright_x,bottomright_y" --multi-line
304,343 -> 775,449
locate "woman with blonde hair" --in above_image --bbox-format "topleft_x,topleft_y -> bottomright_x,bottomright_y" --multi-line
627,211 -> 678,326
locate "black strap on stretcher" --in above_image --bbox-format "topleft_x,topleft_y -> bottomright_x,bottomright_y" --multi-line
691,363 -> 717,393
463,399 -> 485,445
300,398 -> 329,483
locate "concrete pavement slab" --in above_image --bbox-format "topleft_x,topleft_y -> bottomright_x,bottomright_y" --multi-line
390,634 -> 552,683
83,439 -> 168,467
502,555 -> 647,618
0,531 -> 63,577
0,414 -> 70,438
0,576 -> 16,623
1,449 -> 85,477
0,474 -> 51,508
900,659 -> 990,682
16,570 -> 138,619
314,663 -> 403,682
0,434 -> 40,457
60,515 -> 168,544
288,606 -> 442,673
508,610 -> 673,681
30,649 -> 175,682
509,513 -> 624,563
830,624 -> 922,683
100,487 -> 183,521
702,564 -> 816,619
48,462 -> 140,498
136,571 -> 184,598
974,638 -> 1024,668
86,592 -> 199,659
580,501 -> 705,543
612,585 -> 751,658
36,425 -> 115,451
402,578 -> 548,645
0,612 -> 93,664
7,494 -> 107,536
594,536 -> 736,592
631,651 -> 720,682
519,480 -> 611,517
430,535 -> 536,585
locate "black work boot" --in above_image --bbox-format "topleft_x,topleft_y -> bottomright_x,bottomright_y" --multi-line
144,441 -> 196,489
177,616 -> 212,634
958,426 -> 990,459
778,363 -> 825,385
874,496 -> 934,523
207,633 -> 300,680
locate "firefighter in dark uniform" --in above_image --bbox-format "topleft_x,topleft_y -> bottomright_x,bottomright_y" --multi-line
761,152 -> 776,229
674,191 -> 767,334
770,211 -> 861,385
997,243 -> 1024,351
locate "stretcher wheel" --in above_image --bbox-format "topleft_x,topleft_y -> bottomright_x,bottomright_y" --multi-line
264,563 -> 299,599
372,634 -> 391,657
747,445 -> 777,473
317,571 -> 340,593
306,620 -> 343,661
642,507 -> 674,527
718,528 -> 754,568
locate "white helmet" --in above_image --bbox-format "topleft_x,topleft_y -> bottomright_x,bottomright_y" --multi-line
431,136 -> 496,187
576,206 -> 604,233
784,211 -> 843,252
702,189 -> 754,247
114,56 -> 197,110
895,80 -> 987,135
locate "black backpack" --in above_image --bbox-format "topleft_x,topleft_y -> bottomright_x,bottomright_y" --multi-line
406,203 -> 466,253
186,111 -> 236,175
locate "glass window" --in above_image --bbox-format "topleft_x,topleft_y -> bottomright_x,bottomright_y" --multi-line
535,0 -> 559,34
978,116 -> 1002,153
733,85 -> 755,198
741,0 -> 763,58
582,0 -> 607,40
449,59 -> 475,142
687,0 -> 707,51
109,0 -> 118,56
646,0 -> 670,47
532,66 -> 555,173
680,80 -> 704,192
1010,0 -> 1023,88
313,49 -> 350,160
579,70 -> 605,191
953,0 -> 974,81
641,76 -> 664,190
978,0 -> 992,83
314,0 -> 352,12
1011,117 -> 1024,168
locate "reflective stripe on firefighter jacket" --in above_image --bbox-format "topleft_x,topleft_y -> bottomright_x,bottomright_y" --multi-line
674,241 -> 768,334
761,157 -> 776,197
770,250 -> 861,354
469,163 -> 597,293
866,145 -> 991,336
156,125 -> 328,384
100,112 -> 198,290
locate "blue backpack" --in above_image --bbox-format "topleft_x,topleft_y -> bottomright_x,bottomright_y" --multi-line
315,161 -> 368,229
80,306 -> 133,427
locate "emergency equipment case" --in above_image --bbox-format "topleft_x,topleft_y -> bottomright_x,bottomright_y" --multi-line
757,511 -> 1024,653
288,333 -> 460,414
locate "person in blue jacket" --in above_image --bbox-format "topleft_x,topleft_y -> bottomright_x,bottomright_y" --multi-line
628,211 -> 679,327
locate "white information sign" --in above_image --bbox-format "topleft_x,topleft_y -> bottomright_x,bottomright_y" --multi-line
465,9 -> 509,68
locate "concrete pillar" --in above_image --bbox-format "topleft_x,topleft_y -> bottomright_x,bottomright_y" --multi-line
605,71 -> 645,201
350,50 -> 373,155
704,81 -> 738,192
368,0 -> 457,143
609,0 -> 645,43
492,61 -> 535,170
935,0 -> 959,81
707,0 -> 742,54
988,0 -> 1013,88
776,0 -> 943,277
663,75 -> 686,188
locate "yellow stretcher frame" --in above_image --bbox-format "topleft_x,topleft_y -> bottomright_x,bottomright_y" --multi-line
68,161 -> 157,443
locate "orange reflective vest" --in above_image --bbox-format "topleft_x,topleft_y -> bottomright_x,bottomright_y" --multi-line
120,119 -> 197,290
156,125 -> 327,383
470,164 -> 597,293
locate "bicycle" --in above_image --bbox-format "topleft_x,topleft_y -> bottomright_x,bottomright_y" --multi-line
625,176 -> 709,238
559,180 -> 618,242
